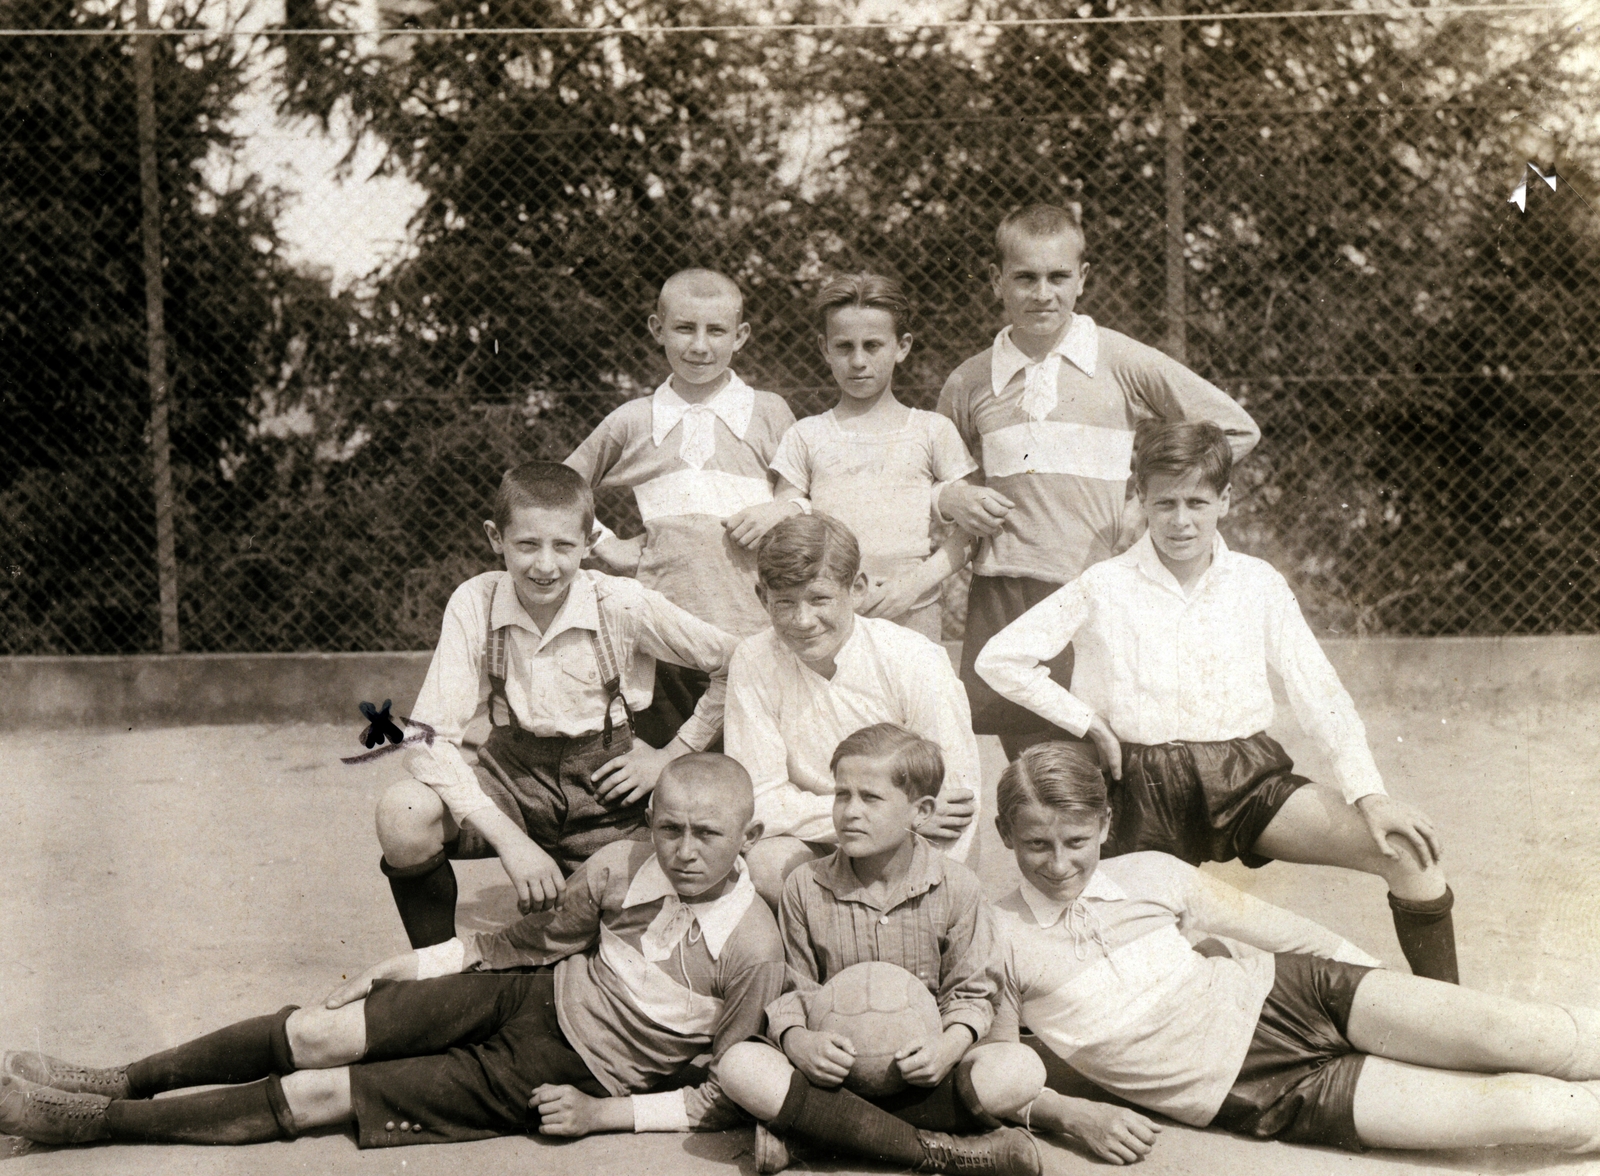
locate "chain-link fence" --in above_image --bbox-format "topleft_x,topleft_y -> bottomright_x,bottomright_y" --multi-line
4,1 -> 1596,654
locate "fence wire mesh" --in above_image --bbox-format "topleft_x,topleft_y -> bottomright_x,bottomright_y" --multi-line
3,1 -> 1596,654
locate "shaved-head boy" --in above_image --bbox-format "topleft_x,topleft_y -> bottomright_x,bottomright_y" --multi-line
565,268 -> 797,749
1,755 -> 783,1150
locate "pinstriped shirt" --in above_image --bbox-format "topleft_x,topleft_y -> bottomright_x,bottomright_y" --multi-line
765,837 -> 998,1045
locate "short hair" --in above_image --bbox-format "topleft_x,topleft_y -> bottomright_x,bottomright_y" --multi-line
994,203 -> 1087,267
492,461 -> 595,536
1132,420 -> 1233,496
755,513 -> 861,591
995,741 -> 1108,837
830,723 -> 945,802
657,268 -> 745,320
814,271 -> 911,337
653,752 -> 755,824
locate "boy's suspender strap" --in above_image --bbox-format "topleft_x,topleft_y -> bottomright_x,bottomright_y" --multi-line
485,580 -> 513,729
590,594 -> 634,748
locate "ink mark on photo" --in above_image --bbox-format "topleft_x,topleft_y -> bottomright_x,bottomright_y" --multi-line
341,700 -> 437,764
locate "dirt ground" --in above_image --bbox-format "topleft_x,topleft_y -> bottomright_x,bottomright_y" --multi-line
4,683 -> 1600,1174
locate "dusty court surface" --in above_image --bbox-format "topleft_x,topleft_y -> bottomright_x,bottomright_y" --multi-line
4,683 -> 1600,1174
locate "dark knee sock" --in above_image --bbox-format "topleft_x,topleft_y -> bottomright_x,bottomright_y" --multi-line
105,1076 -> 298,1144
124,1006 -> 298,1099
769,1071 -> 924,1165
382,850 -> 458,949
1389,886 -> 1459,984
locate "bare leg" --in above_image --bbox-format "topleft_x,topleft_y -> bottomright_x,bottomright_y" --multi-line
1252,784 -> 1445,901
285,1003 -> 368,1070
280,1068 -> 356,1132
376,778 -> 457,868
962,1043 -> 1044,1119
1351,1057 -> 1599,1150
719,1041 -> 796,1120
746,837 -> 829,911
1346,969 -> 1573,1074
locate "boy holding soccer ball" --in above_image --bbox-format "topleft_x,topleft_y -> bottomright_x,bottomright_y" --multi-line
717,724 -> 1044,1176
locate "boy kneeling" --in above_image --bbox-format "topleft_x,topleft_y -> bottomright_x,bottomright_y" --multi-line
976,421 -> 1457,982
1,756 -> 782,1149
718,725 -> 1044,1176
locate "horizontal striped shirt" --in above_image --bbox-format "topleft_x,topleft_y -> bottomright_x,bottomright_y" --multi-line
565,375 -> 796,636
937,317 -> 1259,584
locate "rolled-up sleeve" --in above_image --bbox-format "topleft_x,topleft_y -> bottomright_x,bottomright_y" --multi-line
404,579 -> 497,824
974,579 -> 1098,738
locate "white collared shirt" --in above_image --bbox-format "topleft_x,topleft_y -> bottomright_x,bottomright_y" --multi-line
650,375 -> 757,464
975,533 -> 1386,804
723,616 -> 981,858
992,852 -> 1379,1127
989,313 -> 1101,419
405,569 -> 739,823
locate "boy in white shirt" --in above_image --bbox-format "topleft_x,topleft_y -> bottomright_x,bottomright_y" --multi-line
376,461 -> 739,948
724,513 -> 980,907
975,420 -> 1458,982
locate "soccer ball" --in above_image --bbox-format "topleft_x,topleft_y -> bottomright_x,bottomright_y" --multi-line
806,961 -> 942,1097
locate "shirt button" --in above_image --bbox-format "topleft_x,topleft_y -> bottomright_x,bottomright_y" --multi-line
413,1123 -> 424,1133
385,1121 -> 396,1132
400,1121 -> 410,1131
879,915 -> 889,925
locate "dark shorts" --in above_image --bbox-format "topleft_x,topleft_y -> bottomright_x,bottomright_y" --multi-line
1212,952 -> 1376,1152
348,969 -> 607,1148
450,723 -> 649,874
960,574 -> 1075,753
1105,732 -> 1309,868
630,662 -> 723,752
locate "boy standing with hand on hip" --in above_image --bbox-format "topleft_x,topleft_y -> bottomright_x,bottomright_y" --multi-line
938,204 -> 1260,758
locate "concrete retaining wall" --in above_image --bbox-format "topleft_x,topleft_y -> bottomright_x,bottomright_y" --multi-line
4,635 -> 1598,731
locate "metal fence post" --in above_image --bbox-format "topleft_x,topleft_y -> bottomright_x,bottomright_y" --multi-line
133,0 -> 181,653
1162,0 -> 1187,364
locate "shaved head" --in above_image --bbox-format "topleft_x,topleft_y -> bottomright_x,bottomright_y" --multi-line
654,753 -> 756,825
657,268 -> 744,320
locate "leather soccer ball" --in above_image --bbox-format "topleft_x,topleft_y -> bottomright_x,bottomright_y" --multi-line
806,961 -> 942,1097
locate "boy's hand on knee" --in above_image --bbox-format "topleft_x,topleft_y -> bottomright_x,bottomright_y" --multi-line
591,534 -> 645,576
1072,1103 -> 1161,1165
939,483 -> 1014,538
530,1084 -> 610,1136
922,788 -> 977,845
325,951 -> 420,1009
1354,794 -> 1442,869
592,741 -> 677,806
1086,715 -> 1123,780
724,501 -> 801,549
782,1027 -> 855,1088
498,836 -> 566,913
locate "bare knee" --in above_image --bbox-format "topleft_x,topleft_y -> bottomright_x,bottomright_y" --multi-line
963,1043 -> 1046,1119
376,779 -> 448,866
280,1068 -> 354,1131
286,1005 -> 366,1070
1512,1075 -> 1599,1149
718,1041 -> 795,1121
